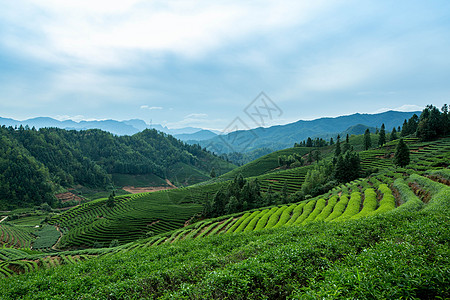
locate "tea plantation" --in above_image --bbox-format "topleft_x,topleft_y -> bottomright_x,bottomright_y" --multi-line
0,135 -> 448,298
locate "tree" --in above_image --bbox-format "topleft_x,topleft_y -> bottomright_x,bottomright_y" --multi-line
107,193 -> 115,207
329,137 -> 334,145
313,150 -> 321,162
334,135 -> 341,157
306,137 -> 313,147
378,124 -> 386,146
363,128 -> 372,150
210,167 -> 216,178
346,134 -> 349,143
390,127 -> 398,141
280,181 -> 288,204
394,138 -> 410,167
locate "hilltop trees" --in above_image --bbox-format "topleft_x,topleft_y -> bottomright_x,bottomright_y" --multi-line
399,104 -> 449,141
394,138 -> 410,167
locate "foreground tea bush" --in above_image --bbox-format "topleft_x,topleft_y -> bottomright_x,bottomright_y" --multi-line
1,195 -> 448,299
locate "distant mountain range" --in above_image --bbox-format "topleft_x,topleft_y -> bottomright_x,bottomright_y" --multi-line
0,117 -> 218,137
195,110 -> 420,153
1,110 -> 420,153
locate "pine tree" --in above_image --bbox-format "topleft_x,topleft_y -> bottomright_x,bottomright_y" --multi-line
329,137 -> 334,145
364,129 -> 371,150
334,135 -> 341,157
394,138 -> 410,167
390,127 -> 398,141
378,124 -> 386,146
346,134 -> 349,143
210,167 -> 216,178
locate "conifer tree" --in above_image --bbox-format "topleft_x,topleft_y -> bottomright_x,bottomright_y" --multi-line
364,128 -> 371,150
394,138 -> 410,167
334,135 -> 341,157
378,124 -> 386,146
390,127 -> 398,141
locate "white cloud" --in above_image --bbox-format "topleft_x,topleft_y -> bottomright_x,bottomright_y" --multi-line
53,115 -> 106,122
185,113 -> 208,119
2,1 -> 335,66
140,105 -> 163,110
374,104 -> 423,114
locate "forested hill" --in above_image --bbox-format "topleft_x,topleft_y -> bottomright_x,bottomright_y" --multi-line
0,126 -> 236,210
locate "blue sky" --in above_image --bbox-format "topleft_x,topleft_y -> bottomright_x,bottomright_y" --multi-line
0,0 -> 449,130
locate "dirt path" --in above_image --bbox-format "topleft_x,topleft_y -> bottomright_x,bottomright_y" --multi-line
165,179 -> 177,188
51,226 -> 63,251
0,216 -> 7,223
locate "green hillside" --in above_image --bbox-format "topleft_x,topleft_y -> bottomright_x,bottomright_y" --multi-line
0,106 -> 448,298
0,171 -> 448,298
0,126 -> 236,209
219,146 -> 312,180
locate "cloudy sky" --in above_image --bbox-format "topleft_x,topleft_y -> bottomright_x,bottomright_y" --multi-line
0,0 -> 449,130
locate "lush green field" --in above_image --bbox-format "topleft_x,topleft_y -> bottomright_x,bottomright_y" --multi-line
220,146 -> 313,180
38,136 -> 449,250
111,173 -> 169,188
0,224 -> 35,249
0,172 -> 448,298
48,191 -> 204,248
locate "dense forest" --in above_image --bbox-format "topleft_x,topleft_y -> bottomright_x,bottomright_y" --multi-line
0,127 -> 235,210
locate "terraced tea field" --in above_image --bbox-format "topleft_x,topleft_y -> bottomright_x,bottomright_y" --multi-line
131,171 -> 449,247
49,191 -> 203,248
0,224 -> 34,248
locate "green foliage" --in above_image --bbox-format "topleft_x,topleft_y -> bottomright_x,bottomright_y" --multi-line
393,179 -> 423,211
204,174 -> 262,218
293,199 -> 316,225
334,151 -> 361,183
0,224 -> 35,248
352,188 -> 377,219
254,207 -> 278,231
32,225 -> 60,249
427,168 -> 450,180
364,128 -> 372,150
264,206 -> 287,229
394,138 -> 410,167
315,196 -> 338,221
302,198 -> 326,224
273,204 -> 296,228
285,202 -> 306,225
371,184 -> 396,215
2,192 -> 448,299
378,123 -> 386,146
333,192 -> 361,221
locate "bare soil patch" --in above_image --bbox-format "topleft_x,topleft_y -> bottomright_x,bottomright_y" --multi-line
122,185 -> 176,194
55,192 -> 83,203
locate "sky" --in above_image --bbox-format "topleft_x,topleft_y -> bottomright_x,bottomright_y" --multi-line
0,0 -> 449,130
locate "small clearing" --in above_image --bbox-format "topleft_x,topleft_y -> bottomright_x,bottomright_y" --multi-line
55,192 -> 83,203
123,185 -> 176,194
